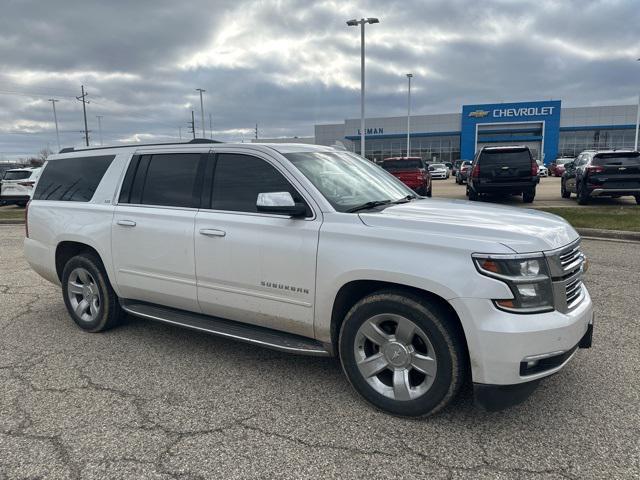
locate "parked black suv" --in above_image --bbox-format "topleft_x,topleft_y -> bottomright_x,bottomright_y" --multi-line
561,150 -> 640,205
466,146 -> 539,203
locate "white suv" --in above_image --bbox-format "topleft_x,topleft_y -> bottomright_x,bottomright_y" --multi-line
24,141 -> 593,416
1,167 -> 41,206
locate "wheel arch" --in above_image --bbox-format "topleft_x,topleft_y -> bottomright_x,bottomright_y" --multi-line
329,279 -> 469,363
54,241 -> 119,298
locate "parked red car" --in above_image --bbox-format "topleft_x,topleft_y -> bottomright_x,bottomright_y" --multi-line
380,157 -> 432,196
549,157 -> 575,177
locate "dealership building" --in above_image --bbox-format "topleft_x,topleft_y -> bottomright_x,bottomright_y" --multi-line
300,100 -> 639,164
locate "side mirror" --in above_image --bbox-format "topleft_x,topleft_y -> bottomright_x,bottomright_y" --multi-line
256,192 -> 307,217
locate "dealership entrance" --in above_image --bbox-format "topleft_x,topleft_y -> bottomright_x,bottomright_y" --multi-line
461,101 -> 561,164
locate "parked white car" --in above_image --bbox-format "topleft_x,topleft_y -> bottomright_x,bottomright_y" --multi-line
537,161 -> 549,177
24,141 -> 593,416
1,167 -> 41,206
428,163 -> 450,179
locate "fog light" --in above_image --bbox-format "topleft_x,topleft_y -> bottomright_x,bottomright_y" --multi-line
526,360 -> 539,368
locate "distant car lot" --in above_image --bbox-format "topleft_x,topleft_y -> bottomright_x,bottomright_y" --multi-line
1,224 -> 638,478
433,175 -> 637,207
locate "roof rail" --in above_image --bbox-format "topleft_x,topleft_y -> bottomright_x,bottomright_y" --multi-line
58,138 -> 222,154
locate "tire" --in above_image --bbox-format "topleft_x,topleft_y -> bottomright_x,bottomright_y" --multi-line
522,188 -> 535,203
338,291 -> 465,417
468,186 -> 478,201
561,180 -> 570,198
426,186 -> 432,198
635,195 -> 640,205
61,252 -> 124,332
577,182 -> 589,205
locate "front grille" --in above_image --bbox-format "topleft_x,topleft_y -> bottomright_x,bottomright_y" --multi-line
546,240 -> 586,313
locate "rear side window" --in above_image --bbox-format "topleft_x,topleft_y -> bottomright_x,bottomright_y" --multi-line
3,171 -> 32,181
122,153 -> 204,208
479,149 -> 532,167
211,153 -> 307,214
33,155 -> 115,201
592,153 -> 640,166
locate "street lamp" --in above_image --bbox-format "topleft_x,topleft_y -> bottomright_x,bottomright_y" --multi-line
196,88 -> 206,138
347,17 -> 379,158
406,73 -> 413,157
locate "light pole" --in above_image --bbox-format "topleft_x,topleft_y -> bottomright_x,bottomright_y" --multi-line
48,98 -> 60,151
196,88 -> 206,138
406,73 -> 413,157
635,59 -> 640,151
347,17 -> 379,158
96,115 -> 103,146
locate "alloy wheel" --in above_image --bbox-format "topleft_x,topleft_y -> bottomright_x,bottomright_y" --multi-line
354,313 -> 437,401
67,267 -> 101,322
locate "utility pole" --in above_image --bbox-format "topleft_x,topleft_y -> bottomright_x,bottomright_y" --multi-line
96,115 -> 104,145
190,110 -> 196,139
209,113 -> 213,139
76,85 -> 90,146
48,99 -> 61,151
196,88 -> 206,138
255,123 -> 258,140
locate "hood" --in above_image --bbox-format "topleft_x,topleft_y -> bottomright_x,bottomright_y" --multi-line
359,198 -> 578,253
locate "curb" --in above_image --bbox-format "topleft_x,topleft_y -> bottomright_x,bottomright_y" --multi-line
576,227 -> 640,242
0,220 -> 24,225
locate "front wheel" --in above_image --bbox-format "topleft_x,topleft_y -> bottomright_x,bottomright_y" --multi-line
468,186 -> 478,201
426,186 -> 432,197
561,180 -> 570,198
339,291 -> 465,417
61,252 -> 124,332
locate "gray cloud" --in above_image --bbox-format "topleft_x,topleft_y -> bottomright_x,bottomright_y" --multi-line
1,0 -> 639,158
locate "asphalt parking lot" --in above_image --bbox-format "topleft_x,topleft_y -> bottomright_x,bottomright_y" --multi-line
1,224 -> 639,479
432,175 -> 636,207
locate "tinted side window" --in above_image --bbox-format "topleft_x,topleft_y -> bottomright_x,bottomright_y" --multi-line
33,155 -> 115,201
138,154 -> 202,208
211,154 -> 307,214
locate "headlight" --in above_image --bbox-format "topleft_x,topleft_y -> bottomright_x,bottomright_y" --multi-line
472,254 -> 554,313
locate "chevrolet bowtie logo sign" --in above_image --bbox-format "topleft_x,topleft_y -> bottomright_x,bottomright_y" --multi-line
468,110 -> 490,118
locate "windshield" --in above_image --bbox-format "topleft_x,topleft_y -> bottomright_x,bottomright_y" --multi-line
284,151 -> 415,212
429,164 -> 446,170
381,159 -> 422,170
556,158 -> 573,165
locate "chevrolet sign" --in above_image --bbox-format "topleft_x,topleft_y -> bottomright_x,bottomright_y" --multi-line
468,110 -> 490,118
493,106 -> 555,118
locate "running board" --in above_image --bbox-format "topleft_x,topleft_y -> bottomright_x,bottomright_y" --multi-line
120,300 -> 331,357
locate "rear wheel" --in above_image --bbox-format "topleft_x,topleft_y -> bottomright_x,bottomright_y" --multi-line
468,186 -> 478,201
523,188 -> 535,203
338,291 -> 465,417
61,253 -> 124,332
561,180 -> 570,198
577,182 -> 590,205
426,185 -> 432,197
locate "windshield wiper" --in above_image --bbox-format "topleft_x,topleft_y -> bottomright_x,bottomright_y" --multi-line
391,194 -> 418,204
346,200 -> 392,213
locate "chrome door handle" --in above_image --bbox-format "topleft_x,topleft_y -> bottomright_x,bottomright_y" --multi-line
117,220 -> 136,227
199,228 -> 226,237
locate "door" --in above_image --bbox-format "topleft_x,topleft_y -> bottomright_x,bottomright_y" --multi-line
194,152 -> 321,338
565,154 -> 583,192
112,151 -> 207,312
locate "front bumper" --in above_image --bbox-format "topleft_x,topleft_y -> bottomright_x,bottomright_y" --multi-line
590,187 -> 640,197
431,172 -> 448,179
473,323 -> 593,411
450,285 -> 593,386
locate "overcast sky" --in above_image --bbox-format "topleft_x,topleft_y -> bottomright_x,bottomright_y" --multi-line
1,0 -> 640,159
